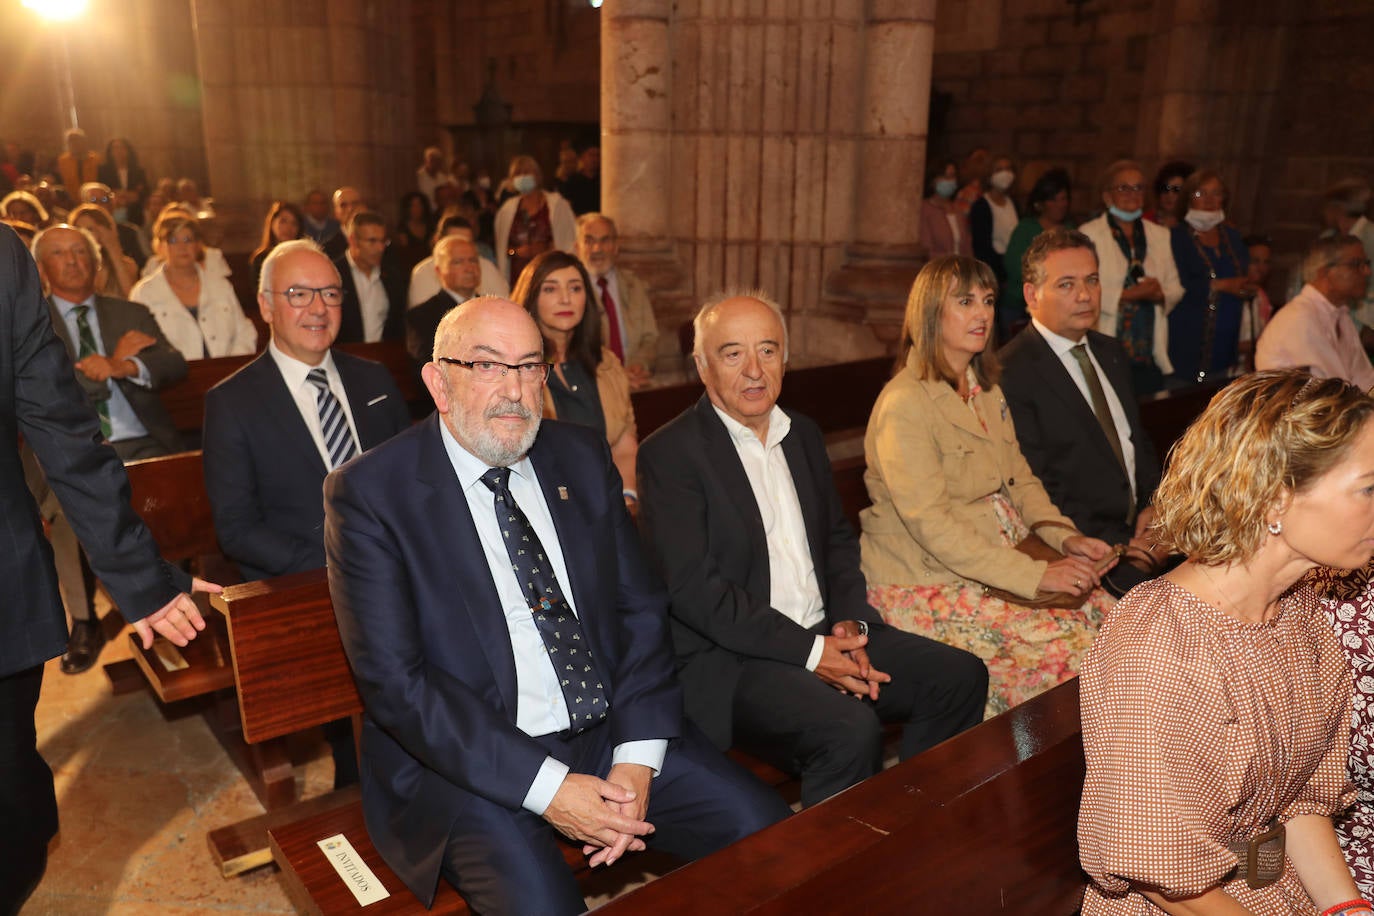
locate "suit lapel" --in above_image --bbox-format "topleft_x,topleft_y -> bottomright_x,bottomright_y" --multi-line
926,379 -> 992,443
1021,327 -> 1121,467
694,397 -> 769,570
46,299 -> 77,359
780,422 -> 828,589
334,353 -> 386,450
251,354 -> 330,478
415,416 -> 520,713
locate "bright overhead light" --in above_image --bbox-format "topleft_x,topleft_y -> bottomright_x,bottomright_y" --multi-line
589,0 -> 603,7
22,0 -> 89,21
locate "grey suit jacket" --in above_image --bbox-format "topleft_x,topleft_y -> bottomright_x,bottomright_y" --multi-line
46,294 -> 187,454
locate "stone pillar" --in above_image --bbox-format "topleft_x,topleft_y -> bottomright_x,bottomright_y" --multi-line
601,0 -> 936,364
191,0 -> 417,250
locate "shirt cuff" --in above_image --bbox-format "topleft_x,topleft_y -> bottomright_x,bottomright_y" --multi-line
611,739 -> 667,776
521,755 -> 571,816
804,634 -> 825,672
125,356 -> 152,388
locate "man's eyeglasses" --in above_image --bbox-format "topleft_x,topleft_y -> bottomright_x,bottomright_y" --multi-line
1332,257 -> 1373,271
1111,184 -> 1145,194
267,286 -> 346,308
437,357 -> 550,383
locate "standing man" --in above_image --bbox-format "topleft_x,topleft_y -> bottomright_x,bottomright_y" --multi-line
324,297 -> 790,913
415,146 -> 455,208
0,223 -> 205,913
55,128 -> 100,200
334,210 -> 405,344
1256,234 -> 1374,389
999,228 -> 1164,595
406,235 -> 481,369
301,188 -> 341,249
637,293 -> 988,807
203,239 -> 409,786
78,181 -> 147,268
33,224 -> 188,672
323,186 -> 365,261
576,213 -> 659,387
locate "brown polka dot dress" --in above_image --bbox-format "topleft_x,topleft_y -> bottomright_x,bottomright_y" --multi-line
1078,578 -> 1356,915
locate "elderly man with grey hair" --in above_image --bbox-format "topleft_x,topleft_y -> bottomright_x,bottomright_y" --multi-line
1256,233 -> 1374,389
575,212 -> 660,387
636,290 -> 987,808
1321,179 -> 1374,329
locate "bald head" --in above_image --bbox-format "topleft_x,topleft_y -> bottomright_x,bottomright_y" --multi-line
33,225 -> 99,302
693,293 -> 789,439
333,186 -> 363,226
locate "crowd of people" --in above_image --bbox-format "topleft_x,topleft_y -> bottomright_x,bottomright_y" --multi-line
7,125 -> 1374,916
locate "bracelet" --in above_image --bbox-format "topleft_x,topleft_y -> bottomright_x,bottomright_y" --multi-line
1322,900 -> 1374,916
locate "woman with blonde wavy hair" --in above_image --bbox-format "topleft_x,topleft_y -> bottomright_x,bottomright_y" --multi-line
1079,371 -> 1374,916
859,255 -> 1117,718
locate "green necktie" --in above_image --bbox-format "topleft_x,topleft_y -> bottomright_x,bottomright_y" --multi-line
73,305 -> 112,440
1069,342 -> 1134,526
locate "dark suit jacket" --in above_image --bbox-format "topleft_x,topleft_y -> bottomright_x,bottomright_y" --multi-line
334,253 -> 405,344
998,325 -> 1160,545
0,224 -> 180,681
202,349 -> 409,581
324,416 -> 682,903
406,289 -> 467,367
47,294 -> 187,455
637,396 -> 882,749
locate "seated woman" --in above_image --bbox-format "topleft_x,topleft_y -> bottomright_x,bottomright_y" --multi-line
1000,167 -> 1072,334
918,160 -> 971,260
512,250 -> 639,507
391,191 -> 434,277
1168,168 -> 1254,383
494,155 -> 577,287
130,213 -> 257,360
1080,371 -> 1374,916
96,137 -> 148,226
68,204 -> 140,299
859,255 -> 1116,718
249,201 -> 304,292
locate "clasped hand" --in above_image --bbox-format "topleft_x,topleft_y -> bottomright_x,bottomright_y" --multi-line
815,620 -> 890,700
1039,536 -> 1117,597
545,763 -> 655,868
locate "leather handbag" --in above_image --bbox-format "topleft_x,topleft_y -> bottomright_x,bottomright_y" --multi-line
983,524 -> 1124,610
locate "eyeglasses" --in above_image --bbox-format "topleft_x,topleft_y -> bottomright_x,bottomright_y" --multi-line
437,357 -> 550,383
84,194 -> 112,204
1332,257 -> 1373,270
164,233 -> 198,245
267,286 -> 346,308
1192,188 -> 1225,200
1161,184 -> 1184,194
1111,184 -> 1145,194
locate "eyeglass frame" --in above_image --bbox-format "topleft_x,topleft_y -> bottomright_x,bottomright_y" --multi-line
437,356 -> 550,383
264,285 -> 348,309
1110,183 -> 1146,195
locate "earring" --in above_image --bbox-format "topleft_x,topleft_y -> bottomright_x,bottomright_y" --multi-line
1267,520 -> 1282,535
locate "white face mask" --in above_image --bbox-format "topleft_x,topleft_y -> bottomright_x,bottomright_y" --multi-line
1185,209 -> 1225,232
990,169 -> 1015,191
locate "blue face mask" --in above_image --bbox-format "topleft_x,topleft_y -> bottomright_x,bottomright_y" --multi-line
112,206 -> 129,223
1108,205 -> 1142,222
934,178 -> 958,199
512,174 -> 538,194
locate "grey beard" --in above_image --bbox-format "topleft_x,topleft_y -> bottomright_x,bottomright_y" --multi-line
455,398 -> 541,467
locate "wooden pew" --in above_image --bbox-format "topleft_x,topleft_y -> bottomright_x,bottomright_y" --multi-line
593,677 -> 1087,914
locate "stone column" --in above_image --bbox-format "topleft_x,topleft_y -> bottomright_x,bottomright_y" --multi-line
191,0 -> 417,250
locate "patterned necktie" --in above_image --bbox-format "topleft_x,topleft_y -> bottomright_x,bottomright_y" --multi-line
306,367 -> 358,469
73,305 -> 112,440
597,276 -> 625,363
479,467 -> 608,735
1069,343 -> 1135,525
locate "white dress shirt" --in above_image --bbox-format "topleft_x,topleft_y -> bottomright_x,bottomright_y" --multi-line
1031,319 -> 1138,499
267,341 -> 361,468
713,404 -> 827,671
1256,284 -> 1374,391
346,251 -> 389,343
438,422 -> 666,815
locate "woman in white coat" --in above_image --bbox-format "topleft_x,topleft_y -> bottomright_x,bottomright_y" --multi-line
493,154 -> 576,286
1079,159 -> 1184,395
130,213 -> 257,360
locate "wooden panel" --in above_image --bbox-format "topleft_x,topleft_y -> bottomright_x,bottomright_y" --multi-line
125,450 -> 218,562
126,611 -> 236,704
215,569 -> 362,743
209,785 -> 363,879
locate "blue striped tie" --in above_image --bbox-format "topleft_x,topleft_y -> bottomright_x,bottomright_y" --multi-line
307,368 -> 357,469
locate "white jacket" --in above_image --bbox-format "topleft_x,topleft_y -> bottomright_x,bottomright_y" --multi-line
493,190 -> 578,285
1080,213 -> 1184,375
130,263 -> 257,359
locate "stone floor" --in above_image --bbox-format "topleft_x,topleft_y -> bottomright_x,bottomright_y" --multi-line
21,616 -> 669,915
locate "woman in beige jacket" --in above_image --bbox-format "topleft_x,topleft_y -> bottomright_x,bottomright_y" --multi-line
514,251 -> 639,508
860,255 -> 1116,717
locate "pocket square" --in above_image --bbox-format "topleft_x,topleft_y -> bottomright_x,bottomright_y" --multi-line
366,394 -> 388,406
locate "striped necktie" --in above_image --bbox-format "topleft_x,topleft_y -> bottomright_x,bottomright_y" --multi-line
306,367 -> 358,469
73,305 -> 112,439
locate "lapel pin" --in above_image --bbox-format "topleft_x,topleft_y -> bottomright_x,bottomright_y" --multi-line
558,486 -> 569,501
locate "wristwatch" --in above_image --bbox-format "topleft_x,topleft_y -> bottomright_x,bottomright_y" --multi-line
855,620 -> 869,638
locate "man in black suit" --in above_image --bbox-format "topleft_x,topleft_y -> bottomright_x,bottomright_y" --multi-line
998,228 -> 1165,595
334,210 -> 405,344
0,223 -> 205,913
406,235 -> 481,371
637,293 -> 987,808
324,297 -> 789,912
34,224 -> 188,673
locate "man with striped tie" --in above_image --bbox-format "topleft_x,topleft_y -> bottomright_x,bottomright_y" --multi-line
203,238 -> 410,786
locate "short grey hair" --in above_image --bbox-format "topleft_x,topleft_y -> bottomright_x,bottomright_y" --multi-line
258,238 -> 332,295
1,190 -> 49,225
1302,233 -> 1364,284
32,223 -> 103,271
576,212 -> 616,238
692,289 -> 789,362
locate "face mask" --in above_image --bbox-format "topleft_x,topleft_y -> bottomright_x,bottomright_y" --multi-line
1108,205 -> 1142,222
934,178 -> 958,199
1185,208 -> 1225,232
990,169 -> 1015,191
477,176 -> 492,190
512,175 -> 538,194
112,206 -> 129,223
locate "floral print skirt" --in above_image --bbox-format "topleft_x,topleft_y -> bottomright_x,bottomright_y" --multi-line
867,493 -> 1116,720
